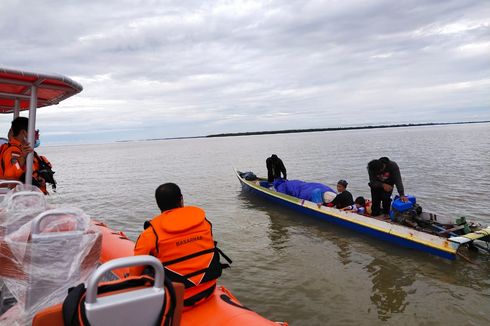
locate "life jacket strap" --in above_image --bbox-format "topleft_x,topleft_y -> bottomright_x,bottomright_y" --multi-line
144,221 -> 160,254
162,248 -> 215,266
215,242 -> 233,265
163,244 -> 232,289
161,242 -> 232,267
183,283 -> 216,307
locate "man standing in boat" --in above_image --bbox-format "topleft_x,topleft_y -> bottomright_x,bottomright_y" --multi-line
266,154 -> 287,182
367,157 -> 408,217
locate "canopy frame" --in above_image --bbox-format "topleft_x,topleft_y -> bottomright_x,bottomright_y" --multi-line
0,67 -> 83,185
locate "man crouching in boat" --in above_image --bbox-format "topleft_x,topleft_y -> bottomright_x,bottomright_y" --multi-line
367,157 -> 408,217
130,183 -> 231,308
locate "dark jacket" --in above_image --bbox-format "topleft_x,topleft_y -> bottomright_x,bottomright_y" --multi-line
331,190 -> 354,209
266,156 -> 287,182
368,159 -> 405,196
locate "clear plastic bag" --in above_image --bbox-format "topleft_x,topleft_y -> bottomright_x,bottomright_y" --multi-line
0,207 -> 101,325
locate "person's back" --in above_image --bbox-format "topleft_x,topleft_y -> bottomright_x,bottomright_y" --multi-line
367,157 -> 407,216
130,183 -> 231,307
266,154 -> 287,182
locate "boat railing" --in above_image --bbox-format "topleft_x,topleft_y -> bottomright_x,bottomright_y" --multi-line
0,189 -> 47,236
5,190 -> 47,212
0,180 -> 24,202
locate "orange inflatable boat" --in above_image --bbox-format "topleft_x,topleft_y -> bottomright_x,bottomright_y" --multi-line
93,221 -> 287,326
0,67 -> 286,325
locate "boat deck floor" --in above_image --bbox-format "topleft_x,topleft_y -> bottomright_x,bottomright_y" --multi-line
370,215 -> 392,222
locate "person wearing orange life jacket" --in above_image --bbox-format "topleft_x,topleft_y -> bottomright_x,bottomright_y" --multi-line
0,125 -> 55,194
130,183 -> 232,308
0,117 -> 33,180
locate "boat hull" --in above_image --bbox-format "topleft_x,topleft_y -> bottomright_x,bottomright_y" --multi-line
236,170 -> 459,260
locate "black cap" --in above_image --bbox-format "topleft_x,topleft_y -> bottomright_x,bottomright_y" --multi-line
337,179 -> 348,187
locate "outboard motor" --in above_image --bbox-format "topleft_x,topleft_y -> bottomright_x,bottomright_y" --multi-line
390,195 -> 421,227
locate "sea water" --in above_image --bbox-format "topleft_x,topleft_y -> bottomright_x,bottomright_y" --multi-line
42,123 -> 490,325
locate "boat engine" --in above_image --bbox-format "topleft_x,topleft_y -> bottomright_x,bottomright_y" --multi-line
390,196 -> 422,227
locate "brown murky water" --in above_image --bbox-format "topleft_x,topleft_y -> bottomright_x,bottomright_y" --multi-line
43,123 -> 490,325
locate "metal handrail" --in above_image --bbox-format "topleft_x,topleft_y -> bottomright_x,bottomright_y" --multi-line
31,208 -> 85,235
85,256 -> 165,304
6,190 -> 46,211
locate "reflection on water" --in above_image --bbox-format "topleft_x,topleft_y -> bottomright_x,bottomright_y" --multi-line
266,211 -> 291,253
335,237 -> 352,266
238,192 -> 292,252
365,258 -> 415,321
39,123 -> 490,325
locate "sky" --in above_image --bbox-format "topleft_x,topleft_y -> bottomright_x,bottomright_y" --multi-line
1,0 -> 489,144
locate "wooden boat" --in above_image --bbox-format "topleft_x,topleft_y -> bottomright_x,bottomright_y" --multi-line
235,169 -> 490,260
0,67 -> 286,325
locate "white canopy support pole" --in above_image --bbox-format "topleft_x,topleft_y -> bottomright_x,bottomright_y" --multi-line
25,85 -> 37,186
14,98 -> 20,118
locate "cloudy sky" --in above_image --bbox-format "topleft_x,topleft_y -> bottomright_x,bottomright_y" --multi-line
1,0 -> 489,144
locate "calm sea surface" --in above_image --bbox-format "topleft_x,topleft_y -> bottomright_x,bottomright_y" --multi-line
41,123 -> 490,325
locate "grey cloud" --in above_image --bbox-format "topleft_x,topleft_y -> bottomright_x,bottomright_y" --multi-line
1,0 -> 489,143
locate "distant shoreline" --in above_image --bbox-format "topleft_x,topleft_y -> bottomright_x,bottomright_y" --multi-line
117,120 -> 490,142
205,120 -> 490,138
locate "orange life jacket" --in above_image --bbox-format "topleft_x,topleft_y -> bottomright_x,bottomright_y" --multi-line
0,139 -> 26,181
0,142 -> 10,178
134,206 -> 232,307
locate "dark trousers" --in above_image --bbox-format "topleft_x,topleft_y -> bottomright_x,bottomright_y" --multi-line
370,187 -> 392,216
267,170 -> 274,183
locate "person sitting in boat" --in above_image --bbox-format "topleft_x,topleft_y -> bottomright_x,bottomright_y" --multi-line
1,126 -> 55,194
273,178 -> 336,205
329,179 -> 354,209
266,154 -> 287,182
0,117 -> 33,181
367,157 -> 408,217
342,196 -> 368,215
130,183 -> 231,307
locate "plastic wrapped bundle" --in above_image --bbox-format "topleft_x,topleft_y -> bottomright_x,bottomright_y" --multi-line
0,208 -> 102,325
0,185 -> 48,316
0,185 -> 48,234
0,180 -> 23,202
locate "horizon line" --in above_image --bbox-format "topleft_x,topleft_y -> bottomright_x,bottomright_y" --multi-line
114,119 -> 490,143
